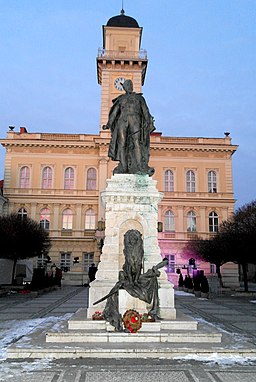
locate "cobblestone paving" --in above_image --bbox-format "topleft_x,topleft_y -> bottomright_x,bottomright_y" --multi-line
1,358 -> 256,381
1,287 -> 256,381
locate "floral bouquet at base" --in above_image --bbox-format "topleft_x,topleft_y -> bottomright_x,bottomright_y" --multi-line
92,311 -> 104,320
140,312 -> 155,322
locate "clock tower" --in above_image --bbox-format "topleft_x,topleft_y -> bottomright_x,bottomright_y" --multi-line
97,9 -> 148,129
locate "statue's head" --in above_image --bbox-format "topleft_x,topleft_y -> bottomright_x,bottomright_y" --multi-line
124,229 -> 142,247
123,79 -> 133,93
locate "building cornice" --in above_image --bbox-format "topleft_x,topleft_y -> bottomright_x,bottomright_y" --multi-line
150,144 -> 238,154
0,132 -> 238,154
1,142 -> 96,149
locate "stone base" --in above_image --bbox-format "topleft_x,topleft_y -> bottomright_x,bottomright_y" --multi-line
88,284 -> 176,320
119,290 -> 148,315
88,174 -> 176,319
45,308 -> 221,344
87,280 -> 115,318
70,309 -> 197,332
158,280 -> 176,319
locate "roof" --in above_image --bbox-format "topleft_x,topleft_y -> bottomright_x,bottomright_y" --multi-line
106,9 -> 139,28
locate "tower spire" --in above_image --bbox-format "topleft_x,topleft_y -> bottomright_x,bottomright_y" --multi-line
121,0 -> 125,15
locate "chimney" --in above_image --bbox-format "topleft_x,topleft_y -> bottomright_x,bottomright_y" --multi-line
20,127 -> 28,134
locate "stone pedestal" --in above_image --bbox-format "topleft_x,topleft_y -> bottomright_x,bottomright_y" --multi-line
119,290 -> 148,315
87,174 -> 176,319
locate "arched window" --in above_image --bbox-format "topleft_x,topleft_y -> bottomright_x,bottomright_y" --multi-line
42,167 -> 52,189
40,208 -> 50,230
164,170 -> 174,192
208,171 -> 217,193
64,167 -> 74,190
186,170 -> 195,192
86,168 -> 97,190
62,208 -> 73,229
164,210 -> 175,232
18,207 -> 27,221
85,208 -> 96,230
209,211 -> 219,232
20,166 -> 30,188
187,211 -> 196,232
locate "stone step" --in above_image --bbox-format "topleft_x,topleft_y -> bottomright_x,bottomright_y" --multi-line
68,308 -> 198,332
46,329 -> 221,343
7,344 -> 256,360
68,319 -> 198,332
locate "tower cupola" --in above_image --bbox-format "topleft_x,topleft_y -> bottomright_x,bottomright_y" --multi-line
106,9 -> 139,28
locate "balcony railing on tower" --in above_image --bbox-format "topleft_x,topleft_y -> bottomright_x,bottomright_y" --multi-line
97,48 -> 147,60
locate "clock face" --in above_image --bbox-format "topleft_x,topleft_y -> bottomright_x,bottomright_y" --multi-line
114,77 -> 126,91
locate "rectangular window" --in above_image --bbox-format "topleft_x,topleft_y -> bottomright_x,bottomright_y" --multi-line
42,167 -> 52,189
20,166 -> 30,188
162,254 -> 175,273
87,179 -> 96,190
186,171 -> 196,192
164,212 -> 175,232
83,252 -> 94,272
86,168 -> 97,191
210,263 -> 216,274
60,252 -> 71,271
187,214 -> 196,232
209,213 -> 219,233
85,210 -> 96,230
164,170 -> 174,192
63,216 -> 72,230
64,168 -> 74,190
37,253 -> 48,268
208,171 -> 217,193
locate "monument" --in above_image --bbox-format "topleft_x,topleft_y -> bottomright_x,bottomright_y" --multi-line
87,79 -> 176,325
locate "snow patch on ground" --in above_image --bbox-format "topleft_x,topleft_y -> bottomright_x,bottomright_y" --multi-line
195,315 -> 250,345
174,290 -> 195,296
0,314 -> 72,360
173,353 -> 256,365
0,358 -> 54,380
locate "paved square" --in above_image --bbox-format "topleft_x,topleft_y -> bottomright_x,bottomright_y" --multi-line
84,371 -> 192,382
213,371 -> 256,382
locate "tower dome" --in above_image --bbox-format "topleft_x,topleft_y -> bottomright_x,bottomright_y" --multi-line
106,9 -> 139,28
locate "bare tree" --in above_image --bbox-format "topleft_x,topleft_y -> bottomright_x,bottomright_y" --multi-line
0,213 -> 51,284
185,200 -> 256,292
186,234 -> 232,282
221,200 -> 256,291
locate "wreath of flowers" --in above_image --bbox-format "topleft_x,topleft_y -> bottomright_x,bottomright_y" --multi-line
122,309 -> 142,333
92,311 -> 104,320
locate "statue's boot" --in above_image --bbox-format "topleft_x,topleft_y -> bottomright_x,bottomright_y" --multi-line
113,163 -> 128,174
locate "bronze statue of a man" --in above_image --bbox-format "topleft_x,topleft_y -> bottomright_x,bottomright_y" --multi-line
103,79 -> 155,176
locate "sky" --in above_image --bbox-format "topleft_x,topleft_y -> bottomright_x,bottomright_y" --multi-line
0,0 -> 255,208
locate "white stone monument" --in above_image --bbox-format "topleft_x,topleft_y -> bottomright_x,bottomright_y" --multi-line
87,174 -> 176,320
